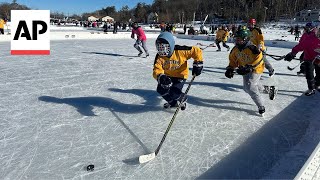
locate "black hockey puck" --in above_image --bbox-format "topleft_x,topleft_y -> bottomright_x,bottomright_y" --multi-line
87,164 -> 94,171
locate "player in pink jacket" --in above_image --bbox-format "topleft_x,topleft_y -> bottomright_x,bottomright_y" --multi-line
284,23 -> 320,96
131,22 -> 149,57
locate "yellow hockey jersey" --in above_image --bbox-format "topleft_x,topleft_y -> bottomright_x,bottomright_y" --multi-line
249,27 -> 266,51
0,19 -> 6,29
153,45 -> 203,79
228,44 -> 264,74
216,29 -> 229,42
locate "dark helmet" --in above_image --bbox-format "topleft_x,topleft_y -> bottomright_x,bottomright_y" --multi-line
235,29 -> 250,40
234,29 -> 250,48
155,32 -> 175,57
132,22 -> 138,29
305,22 -> 315,33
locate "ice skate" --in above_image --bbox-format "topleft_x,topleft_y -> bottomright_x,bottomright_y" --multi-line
263,85 -> 270,94
304,89 -> 315,96
138,51 -> 143,57
269,69 -> 275,77
258,106 -> 265,117
163,101 -> 178,109
269,86 -> 278,100
297,71 -> 305,77
178,93 -> 188,111
216,49 -> 221,52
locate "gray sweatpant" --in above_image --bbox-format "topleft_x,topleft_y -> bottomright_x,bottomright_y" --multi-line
134,40 -> 149,54
242,72 -> 264,108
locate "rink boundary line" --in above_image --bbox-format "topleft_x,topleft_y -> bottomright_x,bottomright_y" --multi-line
294,142 -> 320,180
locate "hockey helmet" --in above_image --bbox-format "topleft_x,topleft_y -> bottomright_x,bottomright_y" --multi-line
248,18 -> 256,25
155,32 -> 175,57
305,22 -> 315,33
234,29 -> 250,48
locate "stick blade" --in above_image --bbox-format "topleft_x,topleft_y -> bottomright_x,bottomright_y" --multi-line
139,152 -> 156,164
287,67 -> 294,71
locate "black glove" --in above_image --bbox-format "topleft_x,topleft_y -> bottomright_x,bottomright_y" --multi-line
158,74 -> 172,89
284,52 -> 295,61
225,68 -> 235,79
192,61 -> 203,76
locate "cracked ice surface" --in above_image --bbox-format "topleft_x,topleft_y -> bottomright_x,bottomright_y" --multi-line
1,35 -> 320,179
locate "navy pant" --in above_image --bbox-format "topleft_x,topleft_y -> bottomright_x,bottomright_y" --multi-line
157,77 -> 186,105
304,61 -> 320,89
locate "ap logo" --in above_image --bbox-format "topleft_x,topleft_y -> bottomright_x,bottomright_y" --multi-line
11,10 -> 50,55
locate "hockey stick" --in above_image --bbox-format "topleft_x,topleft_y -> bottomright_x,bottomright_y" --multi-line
287,61 -> 304,71
197,43 -> 216,50
139,75 -> 196,164
265,53 -> 300,61
264,53 -> 285,61
287,58 -> 317,71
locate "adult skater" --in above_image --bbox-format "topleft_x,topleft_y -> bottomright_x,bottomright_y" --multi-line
225,28 -> 267,116
153,32 -> 203,110
247,18 -> 275,77
131,22 -> 149,57
284,23 -> 320,96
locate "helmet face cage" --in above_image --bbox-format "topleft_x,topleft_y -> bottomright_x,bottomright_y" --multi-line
156,43 -> 171,56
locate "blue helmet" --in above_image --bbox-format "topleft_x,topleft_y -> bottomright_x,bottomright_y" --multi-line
305,22 -> 315,33
155,32 -> 175,57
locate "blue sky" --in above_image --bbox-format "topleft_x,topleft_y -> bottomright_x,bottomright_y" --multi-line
0,0 -> 153,15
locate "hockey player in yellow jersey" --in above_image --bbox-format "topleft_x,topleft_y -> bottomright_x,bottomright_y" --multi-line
225,29 -> 266,116
153,32 -> 203,110
215,25 -> 230,51
248,18 -> 275,77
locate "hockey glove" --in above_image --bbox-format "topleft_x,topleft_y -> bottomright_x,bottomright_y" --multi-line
284,52 -> 295,61
225,67 -> 235,79
158,74 -> 172,89
192,61 -> 203,76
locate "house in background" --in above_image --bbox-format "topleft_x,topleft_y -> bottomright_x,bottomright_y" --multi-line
88,16 -> 98,22
295,9 -> 320,22
101,16 -> 114,22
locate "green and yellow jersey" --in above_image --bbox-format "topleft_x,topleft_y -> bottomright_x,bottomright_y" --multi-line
228,44 -> 265,74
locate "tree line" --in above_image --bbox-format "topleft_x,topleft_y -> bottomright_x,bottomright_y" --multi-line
1,0 -> 319,24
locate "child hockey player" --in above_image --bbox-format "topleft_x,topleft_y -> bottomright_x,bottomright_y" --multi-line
153,32 -> 203,110
247,18 -> 275,77
131,22 -> 149,57
225,29 -> 275,116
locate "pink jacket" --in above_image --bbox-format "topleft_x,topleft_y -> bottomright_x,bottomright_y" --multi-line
292,32 -> 320,61
131,27 -> 147,41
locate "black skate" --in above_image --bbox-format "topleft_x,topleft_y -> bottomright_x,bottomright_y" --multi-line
258,106 -> 265,116
304,89 -> 315,96
269,86 -> 278,100
178,93 -> 188,111
163,102 -> 178,109
297,71 -> 305,77
263,85 -> 270,94
138,52 -> 143,57
269,69 -> 275,77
